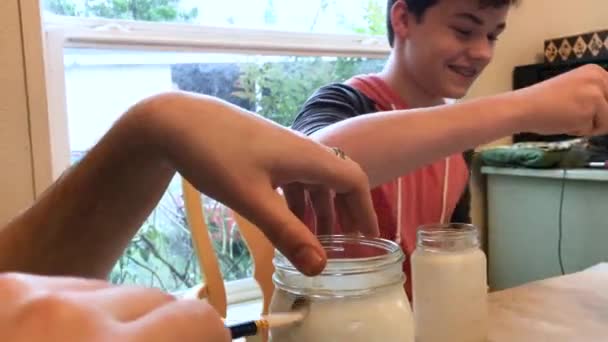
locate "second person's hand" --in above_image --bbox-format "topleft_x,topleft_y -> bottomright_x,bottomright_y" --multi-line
136,92 -> 379,276
0,273 -> 230,342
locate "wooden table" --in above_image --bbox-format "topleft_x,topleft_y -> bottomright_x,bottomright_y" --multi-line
228,264 -> 608,341
489,263 -> 608,341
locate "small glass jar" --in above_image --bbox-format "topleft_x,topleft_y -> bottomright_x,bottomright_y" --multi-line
269,235 -> 415,342
412,223 -> 488,342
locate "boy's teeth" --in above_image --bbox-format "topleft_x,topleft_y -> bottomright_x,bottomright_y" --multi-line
451,66 -> 475,77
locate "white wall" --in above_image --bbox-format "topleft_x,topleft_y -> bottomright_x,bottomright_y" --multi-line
466,0 -> 608,246
0,0 -> 36,224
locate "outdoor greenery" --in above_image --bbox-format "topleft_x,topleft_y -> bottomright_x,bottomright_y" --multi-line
233,57 -> 384,126
107,184 -> 252,291
57,0 -> 386,293
45,0 -> 198,22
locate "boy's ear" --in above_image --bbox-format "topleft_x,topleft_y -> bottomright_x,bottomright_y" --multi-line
390,0 -> 411,44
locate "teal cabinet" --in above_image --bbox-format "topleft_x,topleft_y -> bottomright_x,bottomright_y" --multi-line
482,167 -> 608,290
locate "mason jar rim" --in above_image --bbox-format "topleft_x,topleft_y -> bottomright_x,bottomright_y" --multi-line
273,234 -> 404,276
272,235 -> 405,297
416,223 -> 479,249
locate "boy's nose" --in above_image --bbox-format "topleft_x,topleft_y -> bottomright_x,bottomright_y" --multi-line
467,39 -> 493,63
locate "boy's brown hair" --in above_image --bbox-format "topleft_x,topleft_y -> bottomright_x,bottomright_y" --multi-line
386,0 -> 520,47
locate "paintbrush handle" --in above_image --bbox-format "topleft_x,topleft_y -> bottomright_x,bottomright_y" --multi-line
227,311 -> 304,339
228,321 -> 263,339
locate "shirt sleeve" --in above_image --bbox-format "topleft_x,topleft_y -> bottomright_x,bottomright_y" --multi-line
291,83 -> 377,135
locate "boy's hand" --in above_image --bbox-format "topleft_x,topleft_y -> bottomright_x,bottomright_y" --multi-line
518,64 -> 608,136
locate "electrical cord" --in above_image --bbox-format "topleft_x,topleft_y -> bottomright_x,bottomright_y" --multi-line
557,168 -> 567,275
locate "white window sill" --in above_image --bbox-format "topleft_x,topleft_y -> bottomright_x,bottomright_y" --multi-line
174,278 -> 265,314
225,278 -> 263,305
175,281 -> 265,340
227,298 -> 264,321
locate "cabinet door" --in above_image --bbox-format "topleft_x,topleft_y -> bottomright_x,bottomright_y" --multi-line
487,173 -> 608,290
487,175 -> 563,290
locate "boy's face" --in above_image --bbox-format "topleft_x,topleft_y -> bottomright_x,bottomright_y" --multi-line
397,0 -> 510,99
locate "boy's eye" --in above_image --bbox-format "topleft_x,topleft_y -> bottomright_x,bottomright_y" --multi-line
452,27 -> 472,38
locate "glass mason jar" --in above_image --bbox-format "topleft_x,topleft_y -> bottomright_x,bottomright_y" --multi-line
412,223 -> 488,342
269,235 -> 415,342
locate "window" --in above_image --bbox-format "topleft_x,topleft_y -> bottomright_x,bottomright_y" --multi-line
42,2 -> 390,302
43,0 -> 387,36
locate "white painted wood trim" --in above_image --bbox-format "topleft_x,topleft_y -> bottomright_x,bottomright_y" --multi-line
42,28 -> 71,183
20,1 -> 70,195
20,0 -> 51,196
45,15 -> 391,58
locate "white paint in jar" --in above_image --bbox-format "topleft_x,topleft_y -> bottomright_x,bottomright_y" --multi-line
269,235 -> 415,342
412,223 -> 488,342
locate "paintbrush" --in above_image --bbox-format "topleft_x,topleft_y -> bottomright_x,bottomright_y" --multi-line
226,310 -> 306,339
227,298 -> 309,339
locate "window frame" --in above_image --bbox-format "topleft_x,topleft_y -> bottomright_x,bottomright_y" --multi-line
41,14 -> 390,303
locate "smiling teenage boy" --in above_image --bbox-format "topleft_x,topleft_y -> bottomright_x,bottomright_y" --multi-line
289,0 -> 608,299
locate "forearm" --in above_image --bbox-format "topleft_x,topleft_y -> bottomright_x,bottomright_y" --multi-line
0,100 -> 174,278
311,93 -> 528,187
